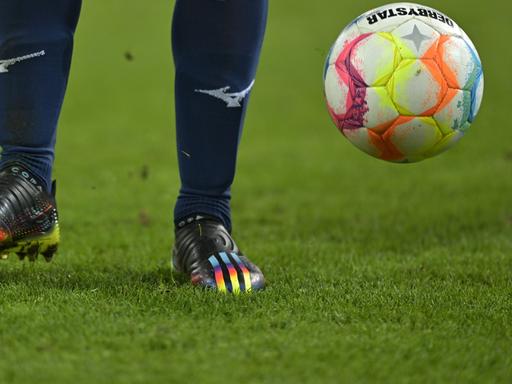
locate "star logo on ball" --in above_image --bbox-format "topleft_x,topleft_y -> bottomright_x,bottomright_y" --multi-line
402,25 -> 431,51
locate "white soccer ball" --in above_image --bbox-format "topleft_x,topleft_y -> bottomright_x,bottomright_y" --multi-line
324,3 -> 484,162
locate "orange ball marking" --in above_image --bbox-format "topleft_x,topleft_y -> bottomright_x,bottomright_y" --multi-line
420,59 -> 448,117
368,129 -> 403,162
436,35 -> 460,89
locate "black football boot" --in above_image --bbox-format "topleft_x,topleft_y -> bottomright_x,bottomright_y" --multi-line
0,163 -> 59,262
172,215 -> 265,293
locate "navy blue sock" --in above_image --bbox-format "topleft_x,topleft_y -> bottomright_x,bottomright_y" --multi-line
0,0 -> 81,191
172,0 -> 268,231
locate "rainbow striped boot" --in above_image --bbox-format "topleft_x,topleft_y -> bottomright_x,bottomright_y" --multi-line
172,215 -> 265,293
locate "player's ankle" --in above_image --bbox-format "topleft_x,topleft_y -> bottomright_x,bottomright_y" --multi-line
0,160 -> 51,193
0,156 -> 52,193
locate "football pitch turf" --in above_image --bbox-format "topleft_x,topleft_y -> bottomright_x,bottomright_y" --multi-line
1,1 -> 511,383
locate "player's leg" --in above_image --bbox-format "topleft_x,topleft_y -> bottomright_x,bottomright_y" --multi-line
0,0 -> 81,261
171,0 -> 268,292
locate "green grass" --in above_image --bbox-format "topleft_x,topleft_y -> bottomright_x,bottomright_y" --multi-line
1,0 -> 512,383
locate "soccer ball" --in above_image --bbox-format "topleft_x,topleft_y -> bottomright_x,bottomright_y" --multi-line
324,3 -> 484,163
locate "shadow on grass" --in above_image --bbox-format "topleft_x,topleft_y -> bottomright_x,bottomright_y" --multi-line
0,262 -> 193,293
0,259 -> 267,318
